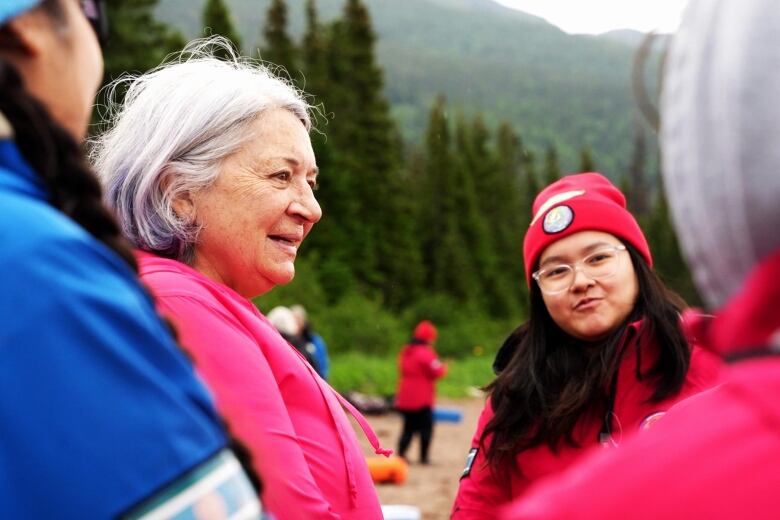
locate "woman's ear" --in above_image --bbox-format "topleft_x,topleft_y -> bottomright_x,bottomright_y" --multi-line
171,190 -> 196,224
0,8 -> 49,60
163,170 -> 197,224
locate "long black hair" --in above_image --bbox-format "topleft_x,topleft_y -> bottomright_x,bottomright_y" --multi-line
482,243 -> 690,474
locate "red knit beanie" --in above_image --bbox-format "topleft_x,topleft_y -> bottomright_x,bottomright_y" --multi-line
523,172 -> 652,287
413,320 -> 438,343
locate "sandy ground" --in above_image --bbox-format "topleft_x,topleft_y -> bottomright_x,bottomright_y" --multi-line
353,397 -> 485,520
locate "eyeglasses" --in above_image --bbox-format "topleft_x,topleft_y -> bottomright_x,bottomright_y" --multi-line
80,0 -> 109,48
532,244 -> 627,294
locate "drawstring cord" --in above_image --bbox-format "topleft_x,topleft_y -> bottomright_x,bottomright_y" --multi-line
334,391 -> 394,457
293,345 -> 392,507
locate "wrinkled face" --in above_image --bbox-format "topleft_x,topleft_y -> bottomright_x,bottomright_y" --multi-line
187,109 -> 321,298
538,230 -> 639,342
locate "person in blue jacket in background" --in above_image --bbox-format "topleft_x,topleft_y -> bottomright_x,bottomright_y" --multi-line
0,1 -> 260,518
292,304 -> 331,380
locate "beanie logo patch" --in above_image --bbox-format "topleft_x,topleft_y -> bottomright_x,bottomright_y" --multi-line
543,205 -> 574,234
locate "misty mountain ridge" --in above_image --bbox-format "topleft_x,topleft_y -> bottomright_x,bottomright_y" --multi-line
156,0 -> 662,177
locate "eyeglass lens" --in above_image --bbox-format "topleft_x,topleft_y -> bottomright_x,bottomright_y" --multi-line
537,248 -> 621,293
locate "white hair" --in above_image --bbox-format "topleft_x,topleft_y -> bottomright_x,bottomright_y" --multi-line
267,306 -> 300,336
91,37 -> 313,262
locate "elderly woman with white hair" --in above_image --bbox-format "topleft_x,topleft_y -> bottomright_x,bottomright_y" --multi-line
93,39 -> 388,520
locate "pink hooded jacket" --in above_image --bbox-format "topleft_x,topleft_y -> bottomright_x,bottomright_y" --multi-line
137,252 -> 389,520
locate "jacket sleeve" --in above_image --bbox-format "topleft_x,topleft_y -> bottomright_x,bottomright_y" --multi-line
451,401 -> 512,519
156,295 -> 342,520
425,348 -> 448,380
0,237 -> 226,518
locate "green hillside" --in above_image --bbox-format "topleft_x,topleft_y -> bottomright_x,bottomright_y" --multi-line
155,0 -> 656,177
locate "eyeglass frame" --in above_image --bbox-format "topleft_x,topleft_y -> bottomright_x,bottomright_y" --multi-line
532,244 -> 628,295
80,0 -> 109,49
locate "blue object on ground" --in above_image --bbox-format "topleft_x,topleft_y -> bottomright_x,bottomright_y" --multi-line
433,407 -> 463,423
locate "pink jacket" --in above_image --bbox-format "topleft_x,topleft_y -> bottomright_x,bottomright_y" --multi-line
137,252 -> 388,520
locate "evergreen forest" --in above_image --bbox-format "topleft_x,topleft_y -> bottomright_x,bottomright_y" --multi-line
99,0 -> 697,370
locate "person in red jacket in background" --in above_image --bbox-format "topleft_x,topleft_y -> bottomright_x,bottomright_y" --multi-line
395,320 -> 448,464
502,1 -> 780,518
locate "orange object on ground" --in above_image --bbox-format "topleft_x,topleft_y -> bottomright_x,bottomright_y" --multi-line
367,456 -> 408,484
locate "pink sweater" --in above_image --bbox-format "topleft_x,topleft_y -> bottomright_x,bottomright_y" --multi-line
137,252 -> 387,520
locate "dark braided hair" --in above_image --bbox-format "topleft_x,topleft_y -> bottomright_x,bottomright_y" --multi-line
0,4 -> 136,270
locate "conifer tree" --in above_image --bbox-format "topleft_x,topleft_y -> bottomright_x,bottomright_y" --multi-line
643,184 -> 700,305
454,115 -> 499,311
619,174 -> 632,209
260,0 -> 298,78
374,148 -> 425,309
464,116 -> 495,210
521,149 -> 540,213
626,124 -> 649,215
457,116 -> 524,315
543,143 -> 562,185
495,122 -> 529,313
579,146 -> 596,172
302,0 -> 328,97
302,22 -> 356,289
517,147 -> 541,288
300,0 -> 331,212
202,0 -> 243,58
303,0 -> 418,306
103,0 -> 185,81
97,0 -> 185,128
332,0 -> 409,293
420,97 -> 477,301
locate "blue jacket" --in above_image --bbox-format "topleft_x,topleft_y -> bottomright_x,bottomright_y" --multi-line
310,332 -> 330,380
0,138 -> 231,518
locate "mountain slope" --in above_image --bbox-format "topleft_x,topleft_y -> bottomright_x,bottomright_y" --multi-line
156,0 -> 657,176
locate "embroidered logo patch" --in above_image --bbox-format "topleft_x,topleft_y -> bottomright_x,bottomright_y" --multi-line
460,448 -> 478,479
639,411 -> 667,431
543,205 -> 574,234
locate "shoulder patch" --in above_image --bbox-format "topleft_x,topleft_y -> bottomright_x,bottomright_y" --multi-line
460,448 -> 478,479
121,449 -> 261,520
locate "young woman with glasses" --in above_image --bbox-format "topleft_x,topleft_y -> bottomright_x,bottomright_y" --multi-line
451,172 -> 722,519
0,2 -> 260,517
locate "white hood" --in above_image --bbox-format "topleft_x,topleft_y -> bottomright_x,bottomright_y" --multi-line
661,0 -> 780,309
